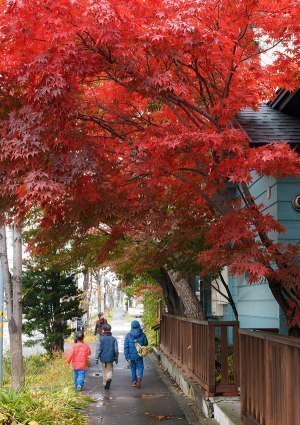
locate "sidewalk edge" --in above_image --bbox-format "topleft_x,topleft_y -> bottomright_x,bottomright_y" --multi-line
150,354 -> 218,425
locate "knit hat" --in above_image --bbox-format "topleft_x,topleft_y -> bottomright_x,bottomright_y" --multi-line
131,320 -> 141,329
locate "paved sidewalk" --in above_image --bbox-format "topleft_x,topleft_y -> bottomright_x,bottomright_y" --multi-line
82,309 -> 190,425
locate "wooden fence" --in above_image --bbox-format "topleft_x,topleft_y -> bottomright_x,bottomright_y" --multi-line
239,330 -> 300,425
160,314 -> 239,396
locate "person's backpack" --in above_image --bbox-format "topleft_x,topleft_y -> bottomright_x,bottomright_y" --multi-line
134,340 -> 148,358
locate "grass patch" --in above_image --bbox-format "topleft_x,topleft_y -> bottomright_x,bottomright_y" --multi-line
0,387 -> 91,424
1,354 -> 93,424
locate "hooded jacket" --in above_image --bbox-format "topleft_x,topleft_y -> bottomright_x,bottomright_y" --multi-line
124,321 -> 148,361
66,341 -> 91,370
96,332 -> 119,363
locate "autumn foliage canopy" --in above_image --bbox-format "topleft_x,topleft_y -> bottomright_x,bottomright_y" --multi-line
0,0 -> 299,326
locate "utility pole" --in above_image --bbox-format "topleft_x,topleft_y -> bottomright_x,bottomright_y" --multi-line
0,261 -> 4,386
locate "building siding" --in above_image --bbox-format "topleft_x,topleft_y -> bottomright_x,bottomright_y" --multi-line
277,178 -> 300,242
206,176 -> 299,333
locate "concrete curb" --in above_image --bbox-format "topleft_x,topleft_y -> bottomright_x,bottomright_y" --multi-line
155,350 -> 241,425
151,354 -> 218,425
213,401 -> 241,425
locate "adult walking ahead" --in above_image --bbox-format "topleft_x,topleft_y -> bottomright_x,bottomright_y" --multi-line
94,312 -> 108,341
95,312 -> 108,363
124,320 -> 148,388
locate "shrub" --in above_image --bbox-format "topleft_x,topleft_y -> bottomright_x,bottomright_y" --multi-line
0,387 -> 90,424
142,290 -> 164,346
0,354 -> 92,424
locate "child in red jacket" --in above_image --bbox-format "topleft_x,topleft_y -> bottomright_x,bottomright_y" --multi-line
67,332 -> 91,391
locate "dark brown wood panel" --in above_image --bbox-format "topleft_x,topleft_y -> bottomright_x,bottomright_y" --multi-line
160,314 -> 239,396
239,330 -> 300,425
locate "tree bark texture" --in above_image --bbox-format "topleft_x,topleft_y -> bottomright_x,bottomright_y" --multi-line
50,321 -> 65,352
217,272 -> 239,321
11,225 -> 25,388
155,268 -> 185,316
0,225 -> 25,388
82,272 -> 92,325
168,270 -> 204,320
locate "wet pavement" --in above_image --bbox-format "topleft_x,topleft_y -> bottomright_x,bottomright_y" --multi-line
82,308 -> 189,425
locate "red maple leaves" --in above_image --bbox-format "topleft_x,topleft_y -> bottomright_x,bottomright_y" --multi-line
0,0 -> 299,325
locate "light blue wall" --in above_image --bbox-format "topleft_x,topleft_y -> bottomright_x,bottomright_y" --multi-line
219,274 -> 279,329
277,178 -> 300,242
220,176 -> 300,331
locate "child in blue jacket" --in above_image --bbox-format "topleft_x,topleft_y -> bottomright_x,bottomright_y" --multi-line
124,320 -> 148,388
96,324 -> 119,389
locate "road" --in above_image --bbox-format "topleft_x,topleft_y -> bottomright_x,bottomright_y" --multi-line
3,322 -> 46,356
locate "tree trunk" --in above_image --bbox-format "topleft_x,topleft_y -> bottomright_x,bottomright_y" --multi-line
51,321 -> 65,352
0,225 -> 25,388
216,272 -> 239,321
87,273 -> 93,325
11,225 -> 25,388
82,272 -> 91,324
0,226 -> 13,320
168,270 -> 204,320
155,268 -> 185,316
97,269 -> 103,313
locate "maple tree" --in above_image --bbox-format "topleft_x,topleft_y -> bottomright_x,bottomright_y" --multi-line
0,0 -> 299,338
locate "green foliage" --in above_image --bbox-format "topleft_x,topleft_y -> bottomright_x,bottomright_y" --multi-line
0,354 -> 92,424
215,353 -> 234,384
121,279 -> 140,298
142,290 -> 164,346
2,354 -> 11,387
120,273 -> 164,346
23,268 -> 84,352
24,226 -> 111,273
0,387 -> 90,424
3,353 -> 73,388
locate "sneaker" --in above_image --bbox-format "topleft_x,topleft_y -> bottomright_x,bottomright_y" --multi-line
136,378 -> 142,388
104,379 -> 112,389
131,382 -> 137,387
77,385 -> 82,391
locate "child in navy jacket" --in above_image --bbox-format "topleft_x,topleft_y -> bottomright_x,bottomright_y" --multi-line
124,320 -> 148,388
96,324 -> 119,389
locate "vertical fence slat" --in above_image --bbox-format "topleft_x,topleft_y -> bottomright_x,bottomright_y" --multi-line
239,333 -> 246,418
239,330 -> 300,425
221,326 -> 228,385
208,324 -> 216,394
233,322 -> 240,387
159,314 -> 239,396
258,338 -> 264,425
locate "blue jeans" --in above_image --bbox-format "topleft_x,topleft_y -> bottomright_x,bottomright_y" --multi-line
74,369 -> 85,388
130,358 -> 144,383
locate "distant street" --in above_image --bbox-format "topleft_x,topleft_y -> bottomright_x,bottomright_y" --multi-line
3,322 -> 46,356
